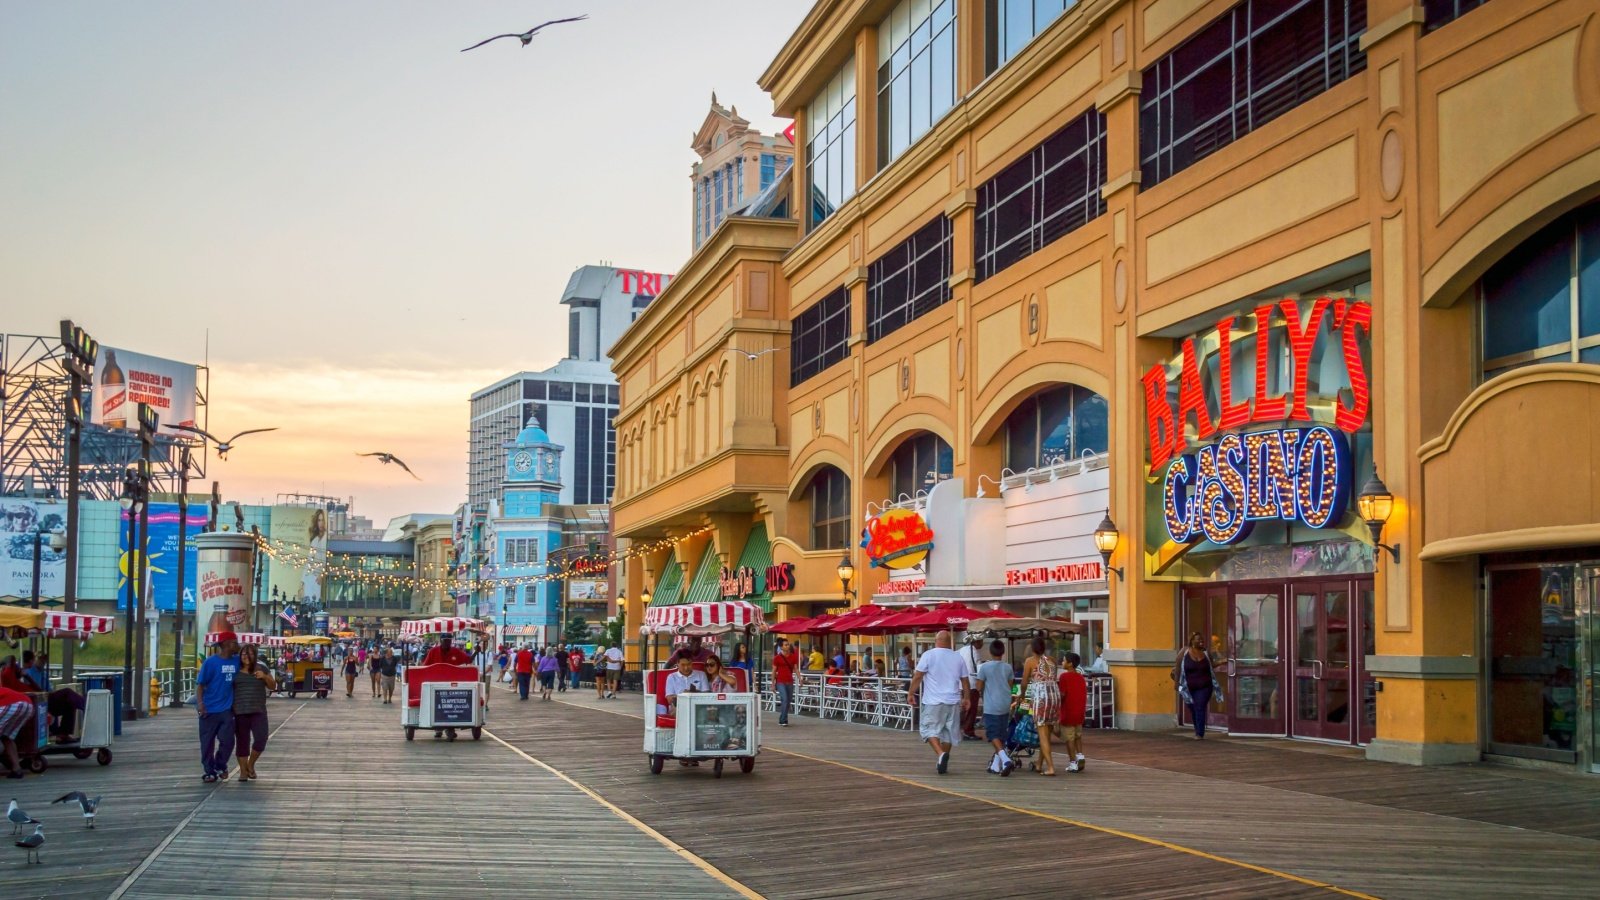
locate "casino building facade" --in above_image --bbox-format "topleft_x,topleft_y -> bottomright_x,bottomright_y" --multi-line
615,0 -> 1600,770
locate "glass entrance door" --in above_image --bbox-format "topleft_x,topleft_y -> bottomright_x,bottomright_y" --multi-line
1229,587 -> 1285,735
1291,582 -> 1354,742
1181,586 -> 1230,732
1585,567 -> 1600,774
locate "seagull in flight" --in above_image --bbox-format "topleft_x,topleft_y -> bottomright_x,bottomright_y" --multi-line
164,424 -> 278,460
52,792 -> 102,829
14,824 -> 43,864
461,16 -> 589,52
7,799 -> 39,835
358,452 -> 420,480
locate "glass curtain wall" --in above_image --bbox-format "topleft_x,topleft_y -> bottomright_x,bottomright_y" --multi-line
808,58 -> 858,229
877,0 -> 958,168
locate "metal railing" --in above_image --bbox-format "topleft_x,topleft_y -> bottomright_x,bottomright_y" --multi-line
756,671 -> 1118,731
153,668 -> 197,703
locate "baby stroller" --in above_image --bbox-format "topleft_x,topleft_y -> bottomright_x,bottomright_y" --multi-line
1005,705 -> 1042,772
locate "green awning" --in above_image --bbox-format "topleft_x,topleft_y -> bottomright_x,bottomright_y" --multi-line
683,543 -> 722,605
732,524 -> 774,613
647,553 -> 683,607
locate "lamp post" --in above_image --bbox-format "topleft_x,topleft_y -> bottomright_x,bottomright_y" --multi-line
119,464 -> 148,720
58,320 -> 98,683
836,555 -> 857,601
133,404 -> 158,717
170,441 -> 193,707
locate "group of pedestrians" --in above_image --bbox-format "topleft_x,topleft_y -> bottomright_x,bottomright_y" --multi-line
195,632 -> 276,784
905,631 -> 1092,777
506,643 -> 624,701
340,643 -> 402,704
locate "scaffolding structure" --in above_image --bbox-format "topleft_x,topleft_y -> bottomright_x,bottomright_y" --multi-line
0,332 -> 208,499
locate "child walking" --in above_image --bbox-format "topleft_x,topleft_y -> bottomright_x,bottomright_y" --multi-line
1057,651 -> 1089,772
974,639 -> 1017,776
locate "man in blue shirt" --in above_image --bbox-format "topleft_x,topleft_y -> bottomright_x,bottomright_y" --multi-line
195,632 -> 240,783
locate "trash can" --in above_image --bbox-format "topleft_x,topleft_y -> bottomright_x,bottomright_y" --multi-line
82,675 -> 124,736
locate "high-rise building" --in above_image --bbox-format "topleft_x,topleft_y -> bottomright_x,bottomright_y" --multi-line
467,264 -> 673,513
691,93 -> 793,251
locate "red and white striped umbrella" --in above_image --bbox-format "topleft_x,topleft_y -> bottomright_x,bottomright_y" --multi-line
642,601 -> 766,635
400,616 -> 485,636
42,612 -> 115,637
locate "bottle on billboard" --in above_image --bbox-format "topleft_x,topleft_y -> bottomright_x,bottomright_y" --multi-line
101,350 -> 127,429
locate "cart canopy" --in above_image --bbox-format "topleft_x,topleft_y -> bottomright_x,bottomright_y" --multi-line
400,616 -> 485,637
642,601 -> 766,636
284,635 -> 333,646
40,612 -> 115,638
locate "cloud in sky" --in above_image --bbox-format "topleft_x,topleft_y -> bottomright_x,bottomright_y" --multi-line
0,0 -> 810,522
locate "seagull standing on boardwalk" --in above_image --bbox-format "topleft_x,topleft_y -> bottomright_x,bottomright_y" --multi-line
7,799 -> 38,835
165,425 -> 278,460
14,823 -> 43,864
52,792 -> 101,829
357,452 -> 420,480
460,15 -> 589,52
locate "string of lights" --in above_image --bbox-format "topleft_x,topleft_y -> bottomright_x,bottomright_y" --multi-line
251,525 -> 712,593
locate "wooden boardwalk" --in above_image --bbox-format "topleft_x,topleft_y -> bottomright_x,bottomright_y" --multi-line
4,679 -> 1598,899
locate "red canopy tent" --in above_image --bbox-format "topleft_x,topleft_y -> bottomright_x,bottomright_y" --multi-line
768,616 -> 817,635
821,604 -> 893,634
902,602 -> 1019,631
851,606 -> 928,635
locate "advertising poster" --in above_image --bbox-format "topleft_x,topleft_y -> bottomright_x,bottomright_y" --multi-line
268,506 -> 326,605
117,503 -> 210,611
194,532 -> 255,633
568,580 -> 609,601
90,346 -> 198,430
0,500 -> 66,601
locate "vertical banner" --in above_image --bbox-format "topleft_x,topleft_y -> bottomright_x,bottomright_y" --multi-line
0,501 -> 66,601
195,532 -> 255,633
268,506 -> 326,606
118,503 -> 210,611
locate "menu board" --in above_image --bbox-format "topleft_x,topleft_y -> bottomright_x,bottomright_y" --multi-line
432,688 -> 475,725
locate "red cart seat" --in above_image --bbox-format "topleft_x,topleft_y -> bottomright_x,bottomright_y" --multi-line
648,667 -> 749,728
404,664 -> 481,708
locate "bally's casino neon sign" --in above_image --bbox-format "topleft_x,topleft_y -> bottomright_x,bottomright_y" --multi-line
1144,296 -> 1370,546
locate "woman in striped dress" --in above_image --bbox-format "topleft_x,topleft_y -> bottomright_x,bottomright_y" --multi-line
1020,637 -> 1060,776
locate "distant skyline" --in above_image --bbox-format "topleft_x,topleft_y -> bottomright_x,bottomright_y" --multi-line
0,1 -> 807,522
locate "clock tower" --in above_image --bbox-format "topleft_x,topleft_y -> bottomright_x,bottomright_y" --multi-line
502,413 -> 564,517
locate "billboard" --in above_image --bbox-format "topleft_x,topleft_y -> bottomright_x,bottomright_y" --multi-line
568,580 -> 609,601
117,503 -> 210,612
0,501 -> 66,601
269,506 -> 326,606
91,346 -> 198,430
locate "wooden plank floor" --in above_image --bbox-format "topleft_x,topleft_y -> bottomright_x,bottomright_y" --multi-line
531,687 -> 1600,900
3,692 -> 744,899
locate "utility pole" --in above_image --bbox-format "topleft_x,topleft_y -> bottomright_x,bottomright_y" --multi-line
170,442 -> 191,706
133,403 -> 157,717
58,320 -> 97,683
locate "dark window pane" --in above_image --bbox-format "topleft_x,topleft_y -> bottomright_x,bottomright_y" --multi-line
1483,220 -> 1573,361
524,380 -> 546,400
1579,210 -> 1600,338
549,382 -> 573,402
975,109 -> 1106,282
1072,387 -> 1109,456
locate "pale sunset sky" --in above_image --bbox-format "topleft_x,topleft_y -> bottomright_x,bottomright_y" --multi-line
0,1 -> 807,522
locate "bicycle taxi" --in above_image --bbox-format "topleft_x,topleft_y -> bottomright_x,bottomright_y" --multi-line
398,616 -> 486,742
641,600 -> 765,777
280,635 -> 335,698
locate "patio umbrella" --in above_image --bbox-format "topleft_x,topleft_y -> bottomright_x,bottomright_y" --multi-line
902,602 -> 1019,631
801,613 -> 841,635
768,616 -> 815,635
820,604 -> 892,634
852,606 -> 928,635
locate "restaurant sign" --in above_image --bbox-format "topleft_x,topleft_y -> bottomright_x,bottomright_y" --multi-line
861,508 -> 934,570
1005,561 -> 1104,585
719,563 -> 795,599
1143,295 -> 1372,567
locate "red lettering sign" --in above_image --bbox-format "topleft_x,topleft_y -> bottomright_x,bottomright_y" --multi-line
617,269 -> 674,296
1144,297 -> 1372,465
1003,562 -> 1104,586
874,578 -> 925,596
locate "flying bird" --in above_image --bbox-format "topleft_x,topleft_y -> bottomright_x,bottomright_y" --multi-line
52,792 -> 101,829
7,799 -> 38,835
14,824 -> 43,864
460,15 -> 589,52
358,452 -> 420,480
164,424 -> 279,460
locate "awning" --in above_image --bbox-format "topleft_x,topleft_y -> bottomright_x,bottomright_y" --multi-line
42,612 -> 115,636
400,616 -> 485,636
683,543 -> 722,605
642,601 -> 766,635
647,553 -> 684,607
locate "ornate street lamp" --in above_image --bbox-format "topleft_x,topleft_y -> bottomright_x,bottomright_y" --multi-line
837,555 -> 857,599
1093,511 -> 1124,581
1358,473 -> 1401,563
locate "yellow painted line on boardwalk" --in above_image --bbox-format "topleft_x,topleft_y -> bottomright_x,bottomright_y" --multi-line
554,695 -> 1373,899
109,701 -> 308,900
484,728 -> 765,900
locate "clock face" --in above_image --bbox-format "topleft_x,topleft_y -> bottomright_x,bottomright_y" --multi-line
512,451 -> 534,473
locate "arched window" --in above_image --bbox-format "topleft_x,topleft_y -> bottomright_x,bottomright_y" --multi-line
808,466 -> 851,550
1480,202 -> 1600,380
889,432 -> 953,499
1005,384 -> 1108,471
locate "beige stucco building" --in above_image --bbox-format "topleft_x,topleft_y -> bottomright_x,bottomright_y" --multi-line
615,0 -> 1600,773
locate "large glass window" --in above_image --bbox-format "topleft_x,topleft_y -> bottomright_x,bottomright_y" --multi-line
890,432 -> 953,499
867,215 -> 953,343
791,286 -> 852,386
985,0 -> 1077,73
877,0 -> 958,168
807,57 -> 858,229
1004,384 -> 1107,471
1481,203 -> 1600,379
760,153 -> 777,189
1424,0 -> 1492,31
1140,0 -> 1366,188
975,108 -> 1106,283
808,467 -> 852,550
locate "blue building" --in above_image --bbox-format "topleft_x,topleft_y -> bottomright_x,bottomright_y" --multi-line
489,415 -> 566,645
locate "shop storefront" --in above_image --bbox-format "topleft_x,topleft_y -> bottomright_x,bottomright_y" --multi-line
1144,289 -> 1378,745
